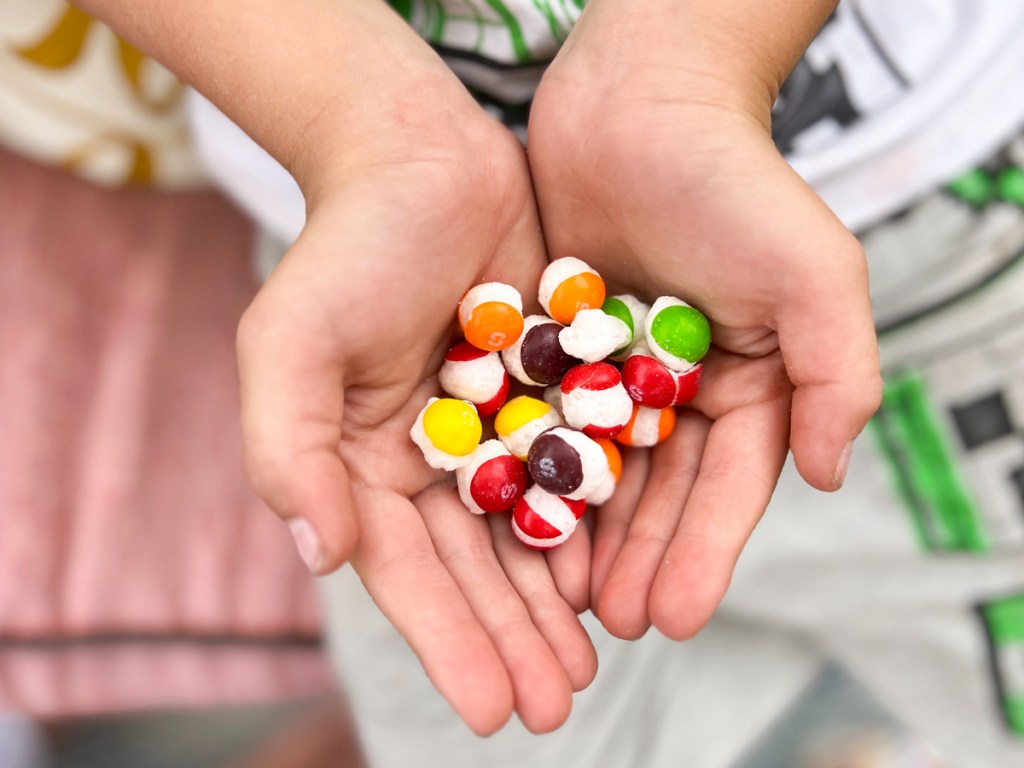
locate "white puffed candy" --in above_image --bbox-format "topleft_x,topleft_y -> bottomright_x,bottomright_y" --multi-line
603,294 -> 651,361
542,385 -> 564,419
560,363 -> 633,439
558,308 -> 632,363
439,342 -> 509,416
587,473 -> 617,506
511,486 -> 586,550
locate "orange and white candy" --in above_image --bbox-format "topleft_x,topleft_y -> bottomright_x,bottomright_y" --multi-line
538,257 -> 606,325
615,404 -> 676,448
458,282 -> 524,351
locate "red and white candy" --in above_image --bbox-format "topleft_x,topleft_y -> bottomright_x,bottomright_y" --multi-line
439,342 -> 510,416
456,440 -> 528,515
527,426 -> 611,501
511,485 -> 587,550
560,362 -> 633,439
622,341 -> 702,409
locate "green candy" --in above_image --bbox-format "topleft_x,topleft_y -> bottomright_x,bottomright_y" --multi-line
602,296 -> 635,356
650,305 -> 710,363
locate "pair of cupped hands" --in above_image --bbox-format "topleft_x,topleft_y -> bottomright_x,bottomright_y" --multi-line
234,2 -> 881,737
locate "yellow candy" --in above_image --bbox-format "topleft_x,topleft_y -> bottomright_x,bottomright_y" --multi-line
423,399 -> 481,456
495,396 -> 553,437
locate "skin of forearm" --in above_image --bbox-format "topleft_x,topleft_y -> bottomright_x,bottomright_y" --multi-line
561,0 -> 839,125
72,0 -> 488,196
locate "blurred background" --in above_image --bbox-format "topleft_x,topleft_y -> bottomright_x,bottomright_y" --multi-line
3,0 -> 1024,766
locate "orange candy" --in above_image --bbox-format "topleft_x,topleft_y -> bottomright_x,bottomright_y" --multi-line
595,438 -> 623,481
548,273 -> 606,325
616,404 -> 676,447
463,301 -> 525,351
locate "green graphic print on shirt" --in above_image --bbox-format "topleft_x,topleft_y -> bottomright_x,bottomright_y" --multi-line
388,0 -> 582,63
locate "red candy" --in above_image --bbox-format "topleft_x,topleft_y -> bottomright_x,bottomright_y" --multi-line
469,455 -> 527,513
622,355 -> 703,409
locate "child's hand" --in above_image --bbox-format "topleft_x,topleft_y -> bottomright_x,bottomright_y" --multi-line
527,0 -> 882,641
238,128 -> 595,735
78,0 -> 596,736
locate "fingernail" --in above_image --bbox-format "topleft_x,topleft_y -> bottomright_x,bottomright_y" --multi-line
288,518 -> 325,574
833,441 -> 854,489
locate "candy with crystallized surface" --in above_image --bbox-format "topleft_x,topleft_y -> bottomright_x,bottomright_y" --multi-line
558,308 -> 632,363
410,397 -> 482,470
622,350 -> 703,409
456,440 -> 527,514
502,315 -> 579,387
602,295 -> 650,361
645,296 -> 711,372
494,395 -> 563,460
527,426 -> 611,501
616,403 -> 676,447
511,486 -> 586,550
588,438 -> 623,506
538,257 -> 606,325
671,363 -> 702,406
542,385 -> 564,419
439,342 -> 510,416
458,282 -> 524,351
560,362 -> 633,439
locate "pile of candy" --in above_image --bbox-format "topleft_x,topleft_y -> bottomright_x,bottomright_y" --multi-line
410,257 -> 710,549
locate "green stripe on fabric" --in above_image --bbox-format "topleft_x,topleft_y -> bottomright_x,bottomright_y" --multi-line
948,168 -> 996,207
981,596 -> 1024,735
389,0 -> 414,21
983,595 -> 1024,643
530,0 -> 568,42
868,412 -> 932,551
1006,697 -> 1024,736
483,0 -> 531,62
878,371 -> 988,552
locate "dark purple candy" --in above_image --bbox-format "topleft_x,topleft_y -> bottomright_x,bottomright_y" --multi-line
521,323 -> 579,386
528,430 -> 583,496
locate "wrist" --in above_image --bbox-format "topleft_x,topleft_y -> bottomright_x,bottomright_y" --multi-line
543,0 -> 837,132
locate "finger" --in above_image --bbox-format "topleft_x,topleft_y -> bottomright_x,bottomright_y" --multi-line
491,514 -> 599,695
237,292 -> 357,575
417,487 -> 574,734
649,356 -> 790,641
589,447 -> 650,609
351,485 -> 514,736
779,225 -> 882,491
545,515 -> 592,614
485,150 -> 549,314
597,411 -> 710,640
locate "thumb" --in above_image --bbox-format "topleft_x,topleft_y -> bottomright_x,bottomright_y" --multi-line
780,229 -> 883,491
236,280 -> 358,575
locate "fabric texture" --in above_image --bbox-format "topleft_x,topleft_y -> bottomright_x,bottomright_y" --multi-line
0,0 -> 203,189
0,146 -> 330,715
